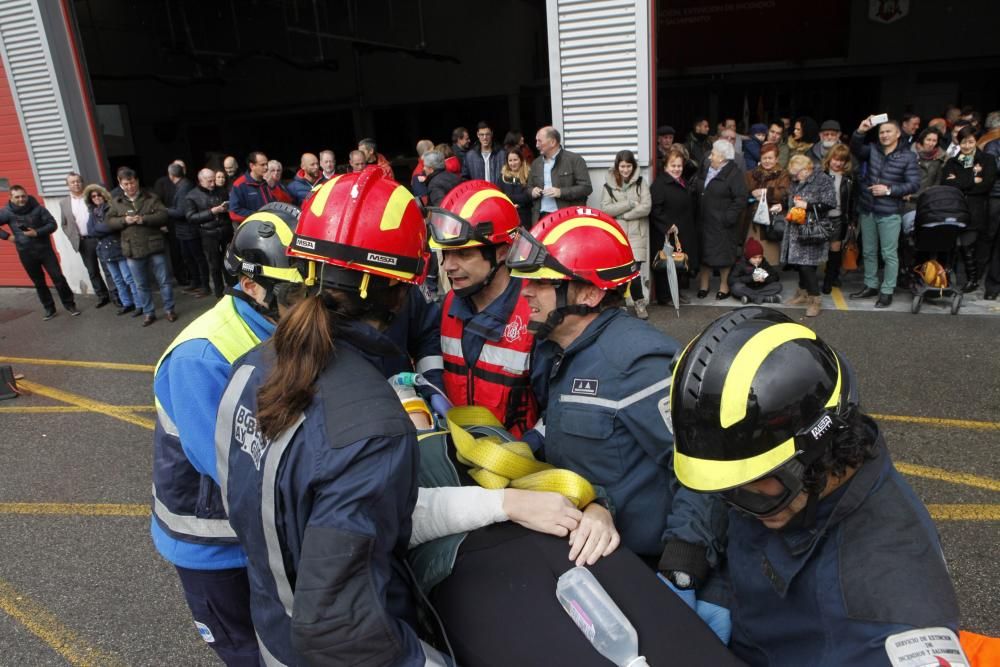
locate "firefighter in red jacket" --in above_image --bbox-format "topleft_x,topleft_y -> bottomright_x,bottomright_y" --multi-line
428,180 -> 539,436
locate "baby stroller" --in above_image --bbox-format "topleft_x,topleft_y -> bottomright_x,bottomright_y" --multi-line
910,185 -> 969,315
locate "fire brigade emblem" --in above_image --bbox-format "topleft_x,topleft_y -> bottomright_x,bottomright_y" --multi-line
235,404 -> 270,470
504,315 -> 527,343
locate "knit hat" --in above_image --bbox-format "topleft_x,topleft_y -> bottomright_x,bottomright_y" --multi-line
744,238 -> 764,259
750,123 -> 768,135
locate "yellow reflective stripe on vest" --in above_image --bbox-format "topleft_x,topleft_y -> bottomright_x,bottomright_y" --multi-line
155,296 -> 262,375
445,406 -> 596,508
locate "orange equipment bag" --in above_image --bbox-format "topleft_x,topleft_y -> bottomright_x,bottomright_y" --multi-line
960,630 -> 1000,667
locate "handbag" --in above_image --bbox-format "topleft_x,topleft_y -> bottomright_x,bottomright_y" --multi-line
762,211 -> 786,242
842,225 -> 859,271
797,204 -> 836,245
652,229 -> 688,272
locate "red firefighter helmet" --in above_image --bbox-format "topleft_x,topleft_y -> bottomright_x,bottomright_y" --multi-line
289,167 -> 428,292
427,180 -> 520,250
507,207 -> 638,289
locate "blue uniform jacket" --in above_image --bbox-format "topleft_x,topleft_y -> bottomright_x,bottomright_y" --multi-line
727,424 -> 960,666
151,296 -> 274,570
217,331 -> 442,665
527,308 -> 725,563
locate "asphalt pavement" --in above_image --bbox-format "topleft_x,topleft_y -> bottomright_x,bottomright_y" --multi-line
0,282 -> 997,665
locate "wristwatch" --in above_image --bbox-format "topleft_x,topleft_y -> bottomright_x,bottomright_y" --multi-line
666,570 -> 694,590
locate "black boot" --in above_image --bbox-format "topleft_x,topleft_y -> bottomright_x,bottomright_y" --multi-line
822,250 -> 842,294
960,245 -> 979,293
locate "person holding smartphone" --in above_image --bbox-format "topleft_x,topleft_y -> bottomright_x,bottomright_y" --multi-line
849,115 -> 921,308
185,167 -> 233,299
0,185 -> 79,319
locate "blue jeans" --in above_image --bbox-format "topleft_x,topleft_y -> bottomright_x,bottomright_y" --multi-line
127,252 -> 174,315
860,211 -> 901,294
104,258 -> 139,308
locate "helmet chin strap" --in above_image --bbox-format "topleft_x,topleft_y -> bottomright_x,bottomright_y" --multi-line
527,281 -> 599,341
452,246 -> 500,300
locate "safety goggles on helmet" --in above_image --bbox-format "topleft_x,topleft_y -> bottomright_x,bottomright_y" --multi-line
718,408 -> 847,517
506,227 -> 584,281
721,458 -> 807,518
426,208 -> 496,247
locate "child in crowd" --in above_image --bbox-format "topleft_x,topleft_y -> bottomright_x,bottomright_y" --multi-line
728,238 -> 783,304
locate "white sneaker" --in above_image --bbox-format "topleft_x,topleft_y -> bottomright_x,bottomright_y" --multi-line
635,302 -> 648,320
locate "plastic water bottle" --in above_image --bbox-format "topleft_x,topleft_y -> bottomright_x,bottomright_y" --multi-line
556,566 -> 649,667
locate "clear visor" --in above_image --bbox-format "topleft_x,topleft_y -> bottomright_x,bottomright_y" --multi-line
426,209 -> 473,246
506,228 -> 548,271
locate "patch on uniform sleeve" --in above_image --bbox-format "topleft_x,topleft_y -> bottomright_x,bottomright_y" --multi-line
884,628 -> 969,666
195,621 -> 216,643
234,403 -> 270,470
658,395 -> 672,434
571,378 -> 599,396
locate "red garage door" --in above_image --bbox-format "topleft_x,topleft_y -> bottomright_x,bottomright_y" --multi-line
0,58 -> 44,288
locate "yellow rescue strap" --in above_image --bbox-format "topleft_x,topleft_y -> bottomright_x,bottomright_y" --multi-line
445,406 -> 597,508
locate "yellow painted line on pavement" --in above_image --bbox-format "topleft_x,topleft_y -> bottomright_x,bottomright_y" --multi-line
0,578 -> 125,667
897,462 -> 1000,493
830,286 -> 848,311
17,380 -> 154,431
871,413 -> 1000,432
927,504 -> 1000,521
0,405 -> 155,414
0,356 -> 154,373
0,503 -> 149,517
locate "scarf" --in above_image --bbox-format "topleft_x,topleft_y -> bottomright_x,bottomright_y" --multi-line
917,147 -> 942,162
786,137 -> 814,154
957,153 -> 974,169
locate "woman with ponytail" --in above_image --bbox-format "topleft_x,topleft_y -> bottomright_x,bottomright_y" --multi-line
216,170 -> 452,665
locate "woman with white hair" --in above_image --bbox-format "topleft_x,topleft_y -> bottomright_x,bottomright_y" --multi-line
692,138 -> 748,298
783,154 -> 837,316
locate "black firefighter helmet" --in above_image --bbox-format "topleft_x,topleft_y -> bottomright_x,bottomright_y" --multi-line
669,307 -> 858,516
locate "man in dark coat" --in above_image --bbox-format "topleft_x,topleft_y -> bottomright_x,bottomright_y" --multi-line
166,163 -> 205,295
527,126 -> 592,222
424,151 -> 461,207
849,117 -> 921,307
185,168 -> 232,298
0,185 -> 79,319
461,122 -> 507,186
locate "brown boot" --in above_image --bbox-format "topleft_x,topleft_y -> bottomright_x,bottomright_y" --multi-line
805,295 -> 822,317
787,288 -> 808,305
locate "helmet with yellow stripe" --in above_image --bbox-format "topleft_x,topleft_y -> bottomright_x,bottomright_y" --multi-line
669,307 -> 859,519
426,180 -> 520,250
506,207 -> 638,339
507,207 -> 638,289
289,167 -> 428,296
225,202 -> 305,287
224,202 -> 307,318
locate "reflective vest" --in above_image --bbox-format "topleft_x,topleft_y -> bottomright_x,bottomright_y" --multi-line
152,295 -> 261,545
440,290 -> 538,437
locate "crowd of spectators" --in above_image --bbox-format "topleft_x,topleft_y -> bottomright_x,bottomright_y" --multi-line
5,104 -> 1000,323
648,104 -> 1000,315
